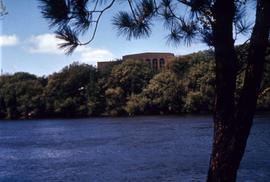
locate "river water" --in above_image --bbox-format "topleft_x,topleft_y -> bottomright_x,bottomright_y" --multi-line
0,115 -> 269,182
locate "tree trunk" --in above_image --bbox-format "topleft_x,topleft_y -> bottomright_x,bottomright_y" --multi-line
207,0 -> 238,181
207,0 -> 270,181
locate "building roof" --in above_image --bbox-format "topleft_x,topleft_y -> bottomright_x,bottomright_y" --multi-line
123,52 -> 174,57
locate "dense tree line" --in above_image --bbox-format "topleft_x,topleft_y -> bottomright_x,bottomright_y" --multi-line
0,49 -> 269,120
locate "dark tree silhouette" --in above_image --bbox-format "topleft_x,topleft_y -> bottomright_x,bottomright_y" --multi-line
38,0 -> 270,181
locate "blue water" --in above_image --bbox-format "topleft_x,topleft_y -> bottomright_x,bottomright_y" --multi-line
0,115 -> 269,182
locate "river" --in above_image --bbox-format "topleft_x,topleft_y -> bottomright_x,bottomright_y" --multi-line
0,115 -> 269,182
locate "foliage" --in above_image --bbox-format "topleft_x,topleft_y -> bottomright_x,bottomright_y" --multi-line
141,71 -> 183,114
257,47 -> 270,110
0,72 -> 46,119
184,91 -> 212,112
0,46 -> 269,119
44,62 -> 100,117
169,50 -> 215,112
125,94 -> 150,115
105,87 -> 125,116
107,60 -> 154,95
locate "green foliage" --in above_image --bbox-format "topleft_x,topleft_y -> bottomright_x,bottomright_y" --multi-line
170,51 -> 215,113
44,62 -> 100,117
100,60 -> 154,115
257,47 -> 270,110
0,72 -> 45,119
141,71 -> 183,113
105,87 -> 125,116
14,80 -> 45,119
125,71 -> 183,115
0,97 -> 6,118
184,91 -> 213,112
125,94 -> 149,115
108,60 -> 154,95
0,46 -> 269,119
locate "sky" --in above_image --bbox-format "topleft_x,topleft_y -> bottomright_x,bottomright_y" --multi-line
0,0 -> 253,76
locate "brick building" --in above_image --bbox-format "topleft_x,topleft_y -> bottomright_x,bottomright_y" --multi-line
97,60 -> 122,73
97,52 -> 175,72
123,52 -> 175,70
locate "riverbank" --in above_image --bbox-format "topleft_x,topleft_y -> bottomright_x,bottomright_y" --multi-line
1,111 -> 270,121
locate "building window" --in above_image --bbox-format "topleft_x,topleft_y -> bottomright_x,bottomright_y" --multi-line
160,58 -> 165,69
145,59 -> 151,68
152,59 -> 158,70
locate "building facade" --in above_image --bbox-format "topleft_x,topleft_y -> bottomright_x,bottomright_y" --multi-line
122,52 -> 175,71
97,52 -> 175,72
97,60 -> 122,73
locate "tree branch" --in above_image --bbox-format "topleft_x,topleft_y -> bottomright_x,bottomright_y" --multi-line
78,0 -> 116,45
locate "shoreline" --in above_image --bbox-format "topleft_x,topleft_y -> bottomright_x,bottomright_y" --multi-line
1,111 -> 270,121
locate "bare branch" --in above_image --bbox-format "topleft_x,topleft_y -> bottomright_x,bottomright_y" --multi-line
127,0 -> 138,21
79,0 -> 116,45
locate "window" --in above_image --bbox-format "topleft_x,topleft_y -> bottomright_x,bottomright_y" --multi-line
145,59 -> 151,68
152,59 -> 158,70
160,58 -> 165,69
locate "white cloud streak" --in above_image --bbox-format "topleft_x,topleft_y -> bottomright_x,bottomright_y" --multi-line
28,34 -> 64,54
75,46 -> 114,65
0,35 -> 19,47
28,33 -> 114,65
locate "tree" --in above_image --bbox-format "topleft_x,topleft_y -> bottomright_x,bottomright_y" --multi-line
44,62 -> 100,117
105,87 -> 125,116
39,0 -> 270,181
0,0 -> 8,17
141,71 -> 183,113
125,71 -> 183,115
107,60 -> 154,95
178,54 -> 215,113
125,94 -> 149,115
14,80 -> 45,119
0,73 -> 46,119
257,46 -> 270,110
0,97 -> 6,119
101,60 -> 154,115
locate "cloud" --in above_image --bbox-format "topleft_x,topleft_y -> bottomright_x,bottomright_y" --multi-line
28,33 -> 65,54
75,46 -> 114,65
28,34 -> 114,65
0,35 -> 19,47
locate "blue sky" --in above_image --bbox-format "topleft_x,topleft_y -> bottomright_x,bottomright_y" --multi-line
0,0 -> 252,76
